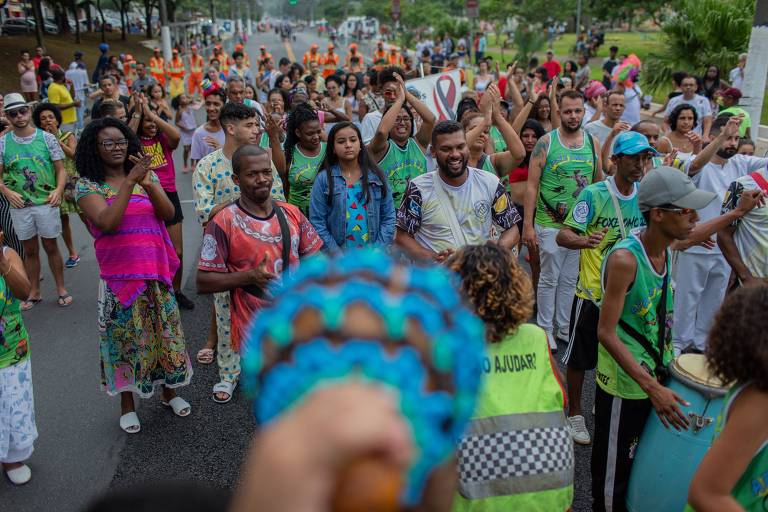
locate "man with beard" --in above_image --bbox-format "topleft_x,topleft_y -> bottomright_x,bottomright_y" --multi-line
0,93 -> 70,310
673,114 -> 768,354
196,144 -> 314,404
592,166 -> 716,512
394,120 -> 520,262
556,131 -> 655,445
584,89 -> 625,151
523,89 -> 602,352
664,75 -> 713,138
226,75 -> 265,119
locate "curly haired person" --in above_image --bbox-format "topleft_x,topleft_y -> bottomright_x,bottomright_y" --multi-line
448,243 -> 574,511
687,284 -> 768,511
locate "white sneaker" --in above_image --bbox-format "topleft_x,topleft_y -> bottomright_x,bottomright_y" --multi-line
568,415 -> 591,445
5,464 -> 31,485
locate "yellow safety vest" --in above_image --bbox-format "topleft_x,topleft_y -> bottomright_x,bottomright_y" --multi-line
452,324 -> 574,512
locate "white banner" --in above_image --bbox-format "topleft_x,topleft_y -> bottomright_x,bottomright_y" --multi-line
405,69 -> 461,122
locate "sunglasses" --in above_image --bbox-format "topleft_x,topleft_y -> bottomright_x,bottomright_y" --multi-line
657,207 -> 694,215
6,107 -> 29,118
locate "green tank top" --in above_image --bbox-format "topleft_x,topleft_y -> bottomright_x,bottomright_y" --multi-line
490,125 -> 507,153
535,129 -> 596,229
2,129 -> 57,207
288,141 -> 326,215
0,267 -> 30,369
452,324 -> 573,512
377,138 -> 426,208
684,383 -> 768,511
596,232 -> 673,399
477,153 -> 496,176
258,132 -> 270,149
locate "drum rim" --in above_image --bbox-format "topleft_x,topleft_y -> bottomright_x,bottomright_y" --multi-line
670,358 -> 727,397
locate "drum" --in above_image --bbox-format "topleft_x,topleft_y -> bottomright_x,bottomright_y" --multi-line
626,354 -> 728,512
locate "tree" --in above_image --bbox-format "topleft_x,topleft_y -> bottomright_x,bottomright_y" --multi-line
511,25 -> 547,65
588,0 -> 680,28
31,0 -> 45,47
643,0 -> 754,94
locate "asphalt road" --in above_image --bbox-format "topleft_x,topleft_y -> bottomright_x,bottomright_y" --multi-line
2,28 -> 597,512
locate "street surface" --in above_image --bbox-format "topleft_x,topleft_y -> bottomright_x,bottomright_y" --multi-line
2,28 -> 595,512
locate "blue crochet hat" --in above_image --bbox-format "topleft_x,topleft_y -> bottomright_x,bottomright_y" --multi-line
241,248 -> 485,505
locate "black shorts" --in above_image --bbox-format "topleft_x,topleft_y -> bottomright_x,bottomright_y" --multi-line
561,296 -> 600,370
165,191 -> 184,226
513,202 -> 524,235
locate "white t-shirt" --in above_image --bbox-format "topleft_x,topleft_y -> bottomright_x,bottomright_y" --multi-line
729,67 -> 744,91
190,125 -> 226,161
395,167 -> 520,253
721,169 -> 768,277
584,104 -> 596,125
584,120 -> 611,147
687,154 -> 768,255
665,94 -> 712,135
621,86 -> 642,126
360,110 -> 383,145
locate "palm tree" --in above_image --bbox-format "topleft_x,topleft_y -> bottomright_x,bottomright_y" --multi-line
643,0 -> 753,94
31,0 -> 45,47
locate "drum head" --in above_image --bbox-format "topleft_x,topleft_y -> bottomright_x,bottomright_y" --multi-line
672,354 -> 725,389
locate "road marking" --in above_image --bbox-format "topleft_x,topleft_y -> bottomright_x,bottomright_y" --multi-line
283,39 -> 296,62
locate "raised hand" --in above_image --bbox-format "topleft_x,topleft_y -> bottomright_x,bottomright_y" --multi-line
127,153 -> 153,185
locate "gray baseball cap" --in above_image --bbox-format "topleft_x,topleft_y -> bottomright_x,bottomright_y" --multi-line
638,166 -> 717,212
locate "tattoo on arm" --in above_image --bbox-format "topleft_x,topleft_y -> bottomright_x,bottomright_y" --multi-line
531,135 -> 549,162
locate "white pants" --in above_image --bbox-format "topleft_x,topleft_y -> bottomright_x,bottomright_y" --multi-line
535,225 -> 579,339
673,251 -> 730,353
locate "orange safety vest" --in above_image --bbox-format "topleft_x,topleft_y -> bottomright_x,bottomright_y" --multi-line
321,52 -> 339,77
303,51 -> 321,67
372,49 -> 387,65
123,61 -> 136,87
387,52 -> 403,66
215,54 -> 229,75
168,57 -> 186,79
259,51 -> 272,63
189,54 -> 204,74
149,56 -> 166,84
345,51 -> 360,68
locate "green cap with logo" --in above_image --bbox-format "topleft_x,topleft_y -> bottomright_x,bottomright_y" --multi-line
638,166 -> 717,212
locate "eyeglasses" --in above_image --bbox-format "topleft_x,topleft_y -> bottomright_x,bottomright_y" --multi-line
99,139 -> 129,151
6,107 -> 29,118
394,117 -> 411,126
657,206 -> 694,215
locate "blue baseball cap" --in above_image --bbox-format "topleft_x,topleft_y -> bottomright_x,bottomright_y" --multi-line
612,131 -> 659,156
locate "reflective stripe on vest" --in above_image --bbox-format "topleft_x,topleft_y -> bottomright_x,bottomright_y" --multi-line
457,411 -> 573,500
189,55 -> 204,73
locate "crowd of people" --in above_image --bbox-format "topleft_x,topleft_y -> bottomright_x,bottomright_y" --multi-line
0,31 -> 766,512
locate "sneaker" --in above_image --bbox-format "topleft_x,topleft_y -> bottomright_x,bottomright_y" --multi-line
545,331 -> 558,354
568,415 -> 591,445
175,292 -> 195,310
65,256 -> 80,268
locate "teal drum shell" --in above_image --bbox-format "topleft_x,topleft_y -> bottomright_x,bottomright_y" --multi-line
626,356 -> 728,512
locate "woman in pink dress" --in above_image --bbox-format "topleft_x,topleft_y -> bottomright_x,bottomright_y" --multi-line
17,51 -> 38,102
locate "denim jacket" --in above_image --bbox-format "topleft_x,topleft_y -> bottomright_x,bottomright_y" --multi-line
308,165 -> 395,254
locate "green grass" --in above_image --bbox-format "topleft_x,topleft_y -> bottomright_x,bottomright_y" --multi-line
486,31 -> 768,126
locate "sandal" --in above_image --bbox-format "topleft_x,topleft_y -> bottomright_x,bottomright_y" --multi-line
212,380 -> 236,404
21,298 -> 41,311
119,412 -> 141,434
57,294 -> 73,307
162,396 -> 191,417
196,347 -> 215,364
4,464 -> 32,485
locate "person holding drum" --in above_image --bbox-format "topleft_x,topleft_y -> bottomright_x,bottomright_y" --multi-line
687,284 -> 768,512
593,166 -> 717,512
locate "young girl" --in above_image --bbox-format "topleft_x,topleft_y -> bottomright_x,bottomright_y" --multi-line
173,94 -> 197,172
279,102 -> 327,216
448,244 -> 573,511
308,121 -> 394,254
147,83 -> 172,122
687,284 -> 768,511
367,74 -> 435,208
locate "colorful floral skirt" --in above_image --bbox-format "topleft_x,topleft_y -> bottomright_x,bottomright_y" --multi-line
97,280 -> 192,398
0,358 -> 37,463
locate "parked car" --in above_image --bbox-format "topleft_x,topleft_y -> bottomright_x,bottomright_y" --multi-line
1,18 -> 59,36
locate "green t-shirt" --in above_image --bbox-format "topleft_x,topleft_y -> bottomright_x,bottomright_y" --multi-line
720,106 -> 751,138
0,270 -> 30,369
564,178 -> 645,301
596,232 -> 674,399
1,129 -> 61,207
288,141 -> 326,215
478,153 -> 496,175
535,129 -> 597,229
489,125 -> 507,153
377,138 -> 427,208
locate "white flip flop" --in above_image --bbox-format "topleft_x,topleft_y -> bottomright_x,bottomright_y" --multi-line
119,412 -> 141,434
212,380 -> 236,404
5,464 -> 31,485
162,396 -> 191,417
